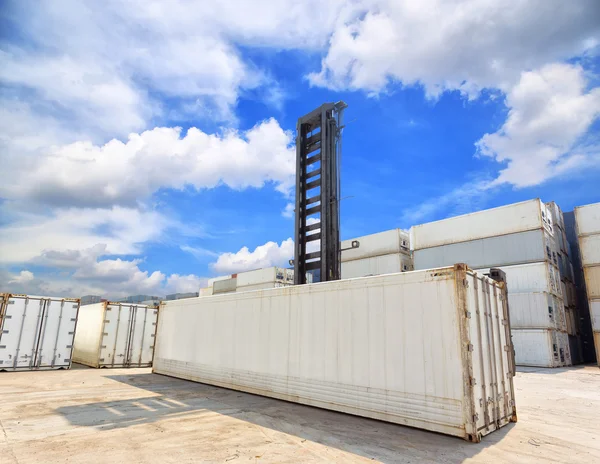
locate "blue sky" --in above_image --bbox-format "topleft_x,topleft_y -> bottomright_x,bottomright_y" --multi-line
1,1 -> 599,298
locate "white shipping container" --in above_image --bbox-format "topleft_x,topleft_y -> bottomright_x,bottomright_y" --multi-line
411,199 -> 553,250
545,201 -> 565,231
413,229 -> 556,271
213,277 -> 237,294
341,253 -> 413,279
583,265 -> 600,299
236,282 -> 293,292
590,300 -> 600,332
0,294 -> 80,371
476,262 -> 561,297
208,275 -> 232,287
199,287 -> 213,297
153,265 -> 517,442
508,292 -> 566,331
574,202 -> 600,236
73,302 -> 157,368
558,331 -> 572,366
341,229 -> 410,262
511,329 -> 565,368
236,267 -> 292,287
579,234 -> 600,266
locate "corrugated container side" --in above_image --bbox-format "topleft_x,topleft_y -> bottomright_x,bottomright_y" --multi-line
341,229 -> 410,262
413,229 -> 555,271
213,277 -> 237,294
508,292 -> 565,330
72,302 -> 106,367
590,300 -> 600,332
412,199 -> 551,250
574,202 -> 600,236
476,262 -> 561,297
341,253 -> 413,279
511,329 -> 563,367
579,235 -> 600,266
236,267 -> 283,287
199,287 -> 213,297
584,265 -> 600,299
208,275 -> 232,286
153,266 -> 516,442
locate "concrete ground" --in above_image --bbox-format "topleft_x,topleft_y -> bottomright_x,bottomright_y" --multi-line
0,365 -> 598,464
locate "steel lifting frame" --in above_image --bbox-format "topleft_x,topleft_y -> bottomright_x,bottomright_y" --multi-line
294,101 -> 347,285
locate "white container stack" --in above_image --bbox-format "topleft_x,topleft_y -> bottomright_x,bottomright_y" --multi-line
154,265 -> 516,442
546,201 -> 581,364
575,202 -> 600,366
341,229 -> 413,279
72,302 -> 158,368
0,294 -> 80,371
207,267 -> 311,295
411,199 -> 571,367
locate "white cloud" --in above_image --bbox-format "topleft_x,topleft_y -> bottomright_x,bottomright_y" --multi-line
309,0 -> 600,97
0,206 -> 169,264
211,238 -> 294,274
282,203 -> 295,218
165,274 -> 208,294
1,118 -> 295,208
8,270 -> 35,284
477,63 -> 600,187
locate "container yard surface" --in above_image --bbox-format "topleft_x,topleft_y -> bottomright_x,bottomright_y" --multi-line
1,365 -> 599,464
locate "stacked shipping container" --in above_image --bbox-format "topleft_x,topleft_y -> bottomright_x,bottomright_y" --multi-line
340,229 -> 413,279
204,267 -> 312,296
546,202 -> 582,364
411,199 -> 571,367
575,202 -> 600,366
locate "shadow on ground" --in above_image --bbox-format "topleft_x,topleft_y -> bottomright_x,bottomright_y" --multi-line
56,371 -> 515,463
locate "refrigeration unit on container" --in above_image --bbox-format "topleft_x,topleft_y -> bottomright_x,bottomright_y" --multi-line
0,294 -> 80,371
413,229 -> 558,271
72,302 -> 157,368
341,229 -> 410,262
341,253 -> 414,279
410,199 -> 553,251
153,264 -> 517,443
511,329 -> 567,368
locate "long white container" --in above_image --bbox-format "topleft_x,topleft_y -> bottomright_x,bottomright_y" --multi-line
574,202 -> 600,236
72,302 -> 157,368
154,265 -> 517,442
0,294 -> 80,371
236,267 -> 293,287
511,328 -> 566,367
341,229 -> 410,262
413,229 -> 557,271
476,262 -> 561,297
579,235 -> 600,266
584,266 -> 600,299
508,292 -> 566,331
411,199 -> 553,250
341,253 -> 413,279
590,300 -> 600,333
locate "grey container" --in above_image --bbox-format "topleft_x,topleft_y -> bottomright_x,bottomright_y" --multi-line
414,229 -> 556,271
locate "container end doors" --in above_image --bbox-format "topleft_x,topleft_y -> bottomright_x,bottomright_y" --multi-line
0,296 -> 79,370
35,299 -> 79,368
127,307 -> 158,367
99,304 -> 156,367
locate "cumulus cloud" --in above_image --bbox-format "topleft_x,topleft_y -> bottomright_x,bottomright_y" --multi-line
477,63 -> 600,187
211,238 -> 294,274
309,0 -> 600,97
282,203 -> 295,218
8,270 -> 35,285
1,118 -> 295,208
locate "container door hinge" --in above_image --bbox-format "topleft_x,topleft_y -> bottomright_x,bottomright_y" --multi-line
463,279 -> 469,287
467,343 -> 474,352
472,413 -> 479,422
465,311 -> 472,319
469,377 -> 476,386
